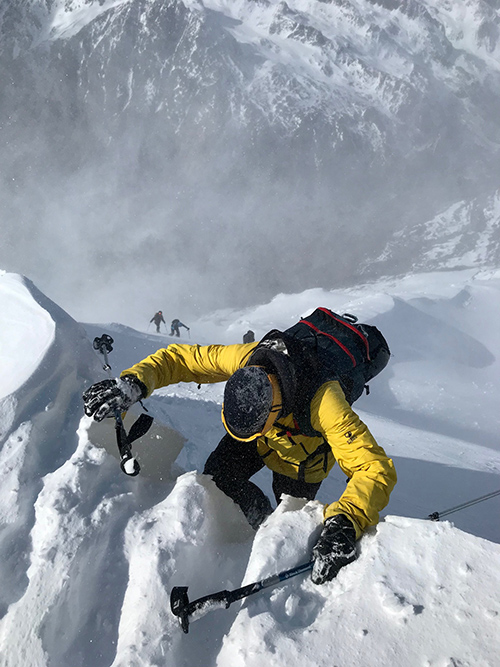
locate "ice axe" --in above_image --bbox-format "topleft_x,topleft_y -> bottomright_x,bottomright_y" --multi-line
92,335 -> 153,477
170,560 -> 313,633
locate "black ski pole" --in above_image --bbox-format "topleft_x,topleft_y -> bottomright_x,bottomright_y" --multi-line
427,487 -> 500,521
113,409 -> 141,476
93,333 -> 114,371
170,560 -> 313,633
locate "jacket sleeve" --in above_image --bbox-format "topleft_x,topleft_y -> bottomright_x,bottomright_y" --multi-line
120,343 -> 257,397
310,381 -> 397,539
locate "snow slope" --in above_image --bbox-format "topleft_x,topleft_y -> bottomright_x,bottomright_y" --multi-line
0,268 -> 499,666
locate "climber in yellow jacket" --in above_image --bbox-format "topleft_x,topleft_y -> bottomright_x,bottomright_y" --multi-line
83,340 -> 396,585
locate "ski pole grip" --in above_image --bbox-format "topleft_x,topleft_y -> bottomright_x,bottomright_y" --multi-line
114,411 -> 141,476
120,456 -> 140,476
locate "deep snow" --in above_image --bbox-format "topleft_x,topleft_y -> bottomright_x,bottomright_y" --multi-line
0,268 -> 499,667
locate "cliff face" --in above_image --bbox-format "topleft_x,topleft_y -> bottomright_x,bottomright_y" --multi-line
2,0 -> 500,313
371,189 -> 500,275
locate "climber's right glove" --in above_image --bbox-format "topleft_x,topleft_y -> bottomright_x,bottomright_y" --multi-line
82,375 -> 147,422
311,514 -> 358,585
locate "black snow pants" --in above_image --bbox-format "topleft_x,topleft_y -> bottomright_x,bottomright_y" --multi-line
203,434 -> 322,529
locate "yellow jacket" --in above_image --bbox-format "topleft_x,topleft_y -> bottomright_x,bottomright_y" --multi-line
121,342 -> 396,538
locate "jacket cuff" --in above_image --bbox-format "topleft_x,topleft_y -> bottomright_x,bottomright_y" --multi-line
120,374 -> 148,399
323,506 -> 363,540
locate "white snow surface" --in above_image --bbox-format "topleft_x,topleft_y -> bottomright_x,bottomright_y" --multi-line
1,268 -> 500,666
0,272 -> 55,399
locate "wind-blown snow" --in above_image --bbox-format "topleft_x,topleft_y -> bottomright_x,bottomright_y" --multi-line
0,268 -> 499,666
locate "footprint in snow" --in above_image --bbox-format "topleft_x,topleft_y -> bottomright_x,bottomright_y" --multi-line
375,579 -> 424,624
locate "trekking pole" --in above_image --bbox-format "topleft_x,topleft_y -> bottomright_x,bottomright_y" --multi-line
92,334 -> 114,372
427,488 -> 500,521
92,335 -> 153,477
170,560 -> 313,633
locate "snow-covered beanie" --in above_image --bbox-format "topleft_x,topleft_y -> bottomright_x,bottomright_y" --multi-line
222,366 -> 273,440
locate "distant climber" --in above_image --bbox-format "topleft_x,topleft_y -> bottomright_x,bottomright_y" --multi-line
150,311 -> 166,333
170,319 -> 190,337
243,330 -> 255,344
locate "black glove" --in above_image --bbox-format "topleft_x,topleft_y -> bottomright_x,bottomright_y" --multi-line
83,375 -> 146,422
311,514 -> 357,585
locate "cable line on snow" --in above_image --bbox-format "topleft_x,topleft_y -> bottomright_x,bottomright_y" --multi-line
427,488 -> 500,521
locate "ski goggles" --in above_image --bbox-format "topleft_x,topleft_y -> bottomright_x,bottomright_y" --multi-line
221,372 -> 283,442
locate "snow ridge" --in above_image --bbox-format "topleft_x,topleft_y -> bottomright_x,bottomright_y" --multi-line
1,268 -> 500,665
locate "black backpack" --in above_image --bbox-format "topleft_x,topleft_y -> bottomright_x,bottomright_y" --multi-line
247,307 -> 390,437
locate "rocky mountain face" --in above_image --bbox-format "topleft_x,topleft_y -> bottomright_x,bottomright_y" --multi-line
1,0 -> 500,316
371,188 -> 500,274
